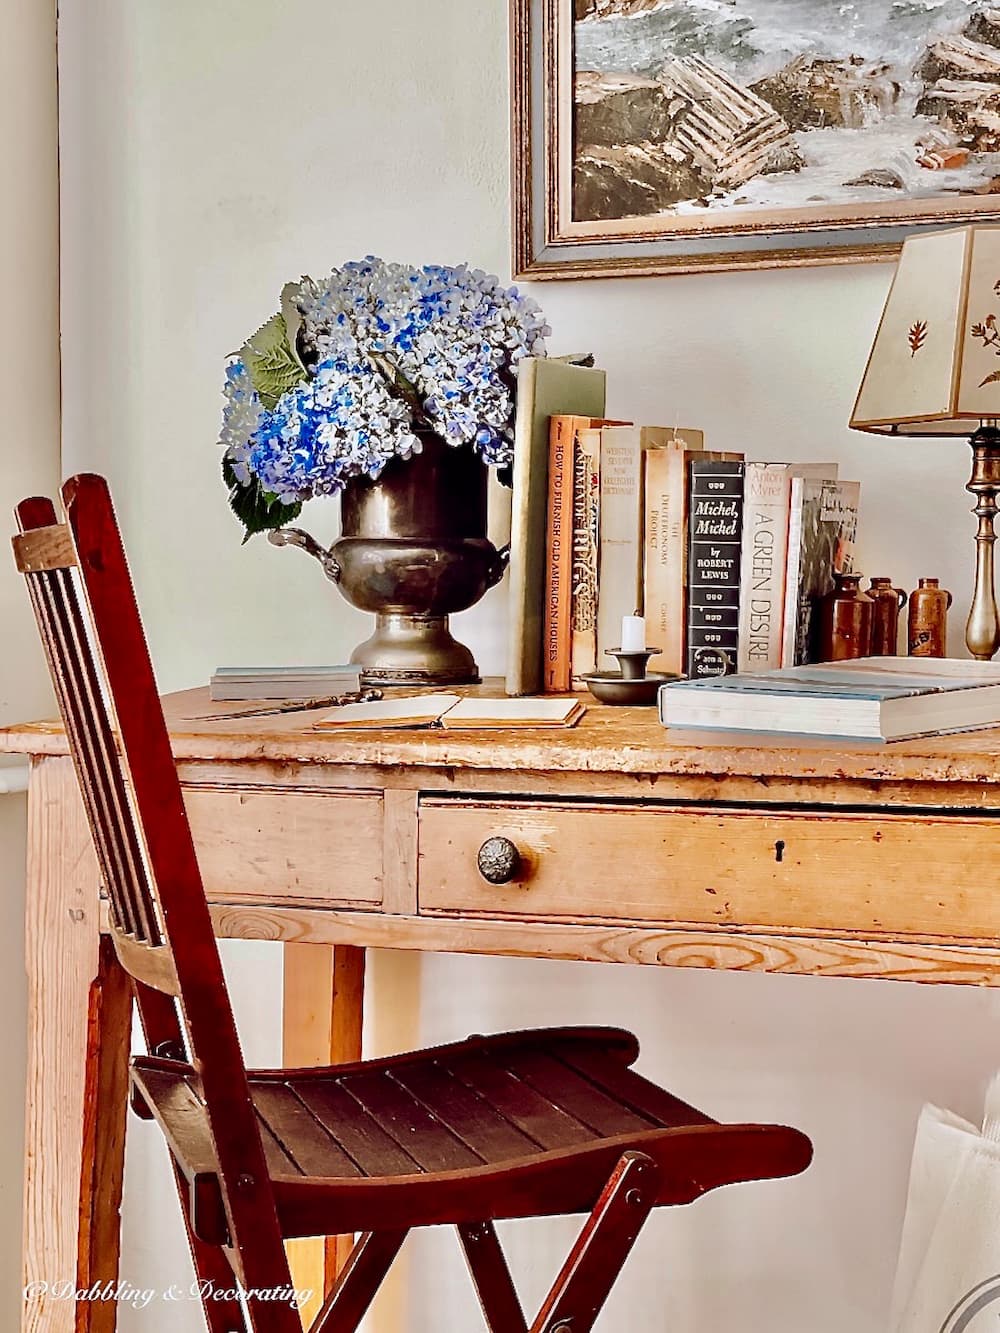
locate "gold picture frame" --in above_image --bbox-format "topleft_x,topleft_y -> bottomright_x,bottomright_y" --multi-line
512,0 -> 1000,280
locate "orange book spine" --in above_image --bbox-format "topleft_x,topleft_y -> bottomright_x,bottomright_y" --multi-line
543,416 -> 578,692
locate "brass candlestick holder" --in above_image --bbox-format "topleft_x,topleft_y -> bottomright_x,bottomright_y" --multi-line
583,648 -> 674,706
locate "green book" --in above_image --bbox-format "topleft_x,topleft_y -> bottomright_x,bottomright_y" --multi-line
506,358 -> 607,696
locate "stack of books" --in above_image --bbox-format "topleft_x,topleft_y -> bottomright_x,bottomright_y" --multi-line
542,420 -> 862,690
543,419 -> 709,689
210,664 -> 361,701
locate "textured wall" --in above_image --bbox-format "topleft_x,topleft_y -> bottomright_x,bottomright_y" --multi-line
55,2 -> 1000,1330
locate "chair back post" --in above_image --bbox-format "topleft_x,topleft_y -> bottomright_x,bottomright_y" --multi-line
13,474 -> 294,1299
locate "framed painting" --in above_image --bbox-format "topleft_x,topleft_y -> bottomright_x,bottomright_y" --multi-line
511,0 -> 1000,279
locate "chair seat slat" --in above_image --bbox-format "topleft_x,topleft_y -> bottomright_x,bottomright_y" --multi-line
443,1053 -> 595,1150
256,1116 -> 304,1178
501,1051 -> 656,1137
337,1071 -> 484,1173
290,1082 -> 421,1177
253,1085 -> 361,1179
553,1045 -> 714,1129
131,1068 -> 218,1180
390,1061 -> 542,1162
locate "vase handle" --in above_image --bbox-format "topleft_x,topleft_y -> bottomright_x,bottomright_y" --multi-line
268,527 -> 342,584
487,543 -> 511,590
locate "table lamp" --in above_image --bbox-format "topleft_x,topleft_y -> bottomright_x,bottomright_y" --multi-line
850,225 -> 1000,660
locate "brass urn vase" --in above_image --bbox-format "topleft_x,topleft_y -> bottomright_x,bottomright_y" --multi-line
269,432 -> 507,685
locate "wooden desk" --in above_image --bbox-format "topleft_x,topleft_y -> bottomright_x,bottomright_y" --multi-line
6,688 -> 1000,1333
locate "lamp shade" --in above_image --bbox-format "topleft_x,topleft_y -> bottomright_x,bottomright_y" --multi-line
851,226 -> 1000,437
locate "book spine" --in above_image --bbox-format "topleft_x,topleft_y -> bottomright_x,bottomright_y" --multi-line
543,416 -> 576,692
570,428 -> 601,684
643,446 -> 689,677
505,362 -> 607,697
686,459 -> 745,679
781,479 -> 806,667
506,357 -> 542,697
782,480 -> 861,667
827,481 -> 860,577
738,463 -> 793,673
597,428 -> 644,663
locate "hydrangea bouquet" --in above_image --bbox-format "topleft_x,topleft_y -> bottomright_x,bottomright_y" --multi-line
219,258 -> 550,538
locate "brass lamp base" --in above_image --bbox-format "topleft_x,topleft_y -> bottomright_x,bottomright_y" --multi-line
966,427 -> 1000,661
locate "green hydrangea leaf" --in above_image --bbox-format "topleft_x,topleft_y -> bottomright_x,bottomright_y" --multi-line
222,457 -> 302,542
280,280 -> 305,360
239,313 -> 308,410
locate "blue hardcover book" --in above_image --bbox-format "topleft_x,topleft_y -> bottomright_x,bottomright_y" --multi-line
659,657 -> 1000,742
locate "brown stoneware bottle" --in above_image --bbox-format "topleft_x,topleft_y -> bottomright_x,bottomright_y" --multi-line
868,577 -> 907,656
908,578 -> 953,658
817,572 -> 873,662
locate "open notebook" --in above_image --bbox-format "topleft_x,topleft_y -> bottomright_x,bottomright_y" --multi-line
313,694 -> 586,731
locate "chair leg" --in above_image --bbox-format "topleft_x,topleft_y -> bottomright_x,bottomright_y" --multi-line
187,1247 -> 247,1333
458,1222 -> 528,1333
529,1152 -> 659,1333
170,1163 -> 247,1333
310,1230 -> 408,1333
239,1287 -> 306,1333
77,937 -> 133,1333
230,1247 -> 303,1333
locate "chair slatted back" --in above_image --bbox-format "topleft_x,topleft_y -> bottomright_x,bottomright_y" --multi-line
15,499 -> 165,955
13,475 -> 292,1285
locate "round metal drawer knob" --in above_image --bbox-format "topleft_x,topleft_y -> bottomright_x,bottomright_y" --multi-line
477,836 -> 523,885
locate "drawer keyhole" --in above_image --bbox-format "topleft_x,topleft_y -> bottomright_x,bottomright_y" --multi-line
774,839 -> 786,864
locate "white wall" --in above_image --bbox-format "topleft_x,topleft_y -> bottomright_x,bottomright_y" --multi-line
1,0 -> 60,1325
56,2 -> 1000,1330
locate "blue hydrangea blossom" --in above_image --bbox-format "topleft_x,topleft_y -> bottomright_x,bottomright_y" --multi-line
220,258 -> 549,503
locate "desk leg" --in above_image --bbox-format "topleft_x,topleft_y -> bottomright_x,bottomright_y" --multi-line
77,937 -> 132,1333
22,757 -> 130,1333
283,942 -> 365,1329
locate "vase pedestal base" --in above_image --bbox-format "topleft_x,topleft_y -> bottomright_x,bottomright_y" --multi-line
351,613 -> 481,687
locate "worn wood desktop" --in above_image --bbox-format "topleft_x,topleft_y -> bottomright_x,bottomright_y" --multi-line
6,685 -> 1000,1333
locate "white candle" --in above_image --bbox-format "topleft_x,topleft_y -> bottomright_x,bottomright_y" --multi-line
620,614 -> 646,652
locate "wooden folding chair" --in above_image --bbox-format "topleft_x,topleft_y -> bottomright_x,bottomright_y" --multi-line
13,473 -> 813,1333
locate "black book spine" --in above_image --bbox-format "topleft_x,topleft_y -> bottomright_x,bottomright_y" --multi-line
686,459 -> 745,679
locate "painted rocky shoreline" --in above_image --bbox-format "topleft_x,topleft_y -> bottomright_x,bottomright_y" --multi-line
575,0 -> 672,20
574,4 -> 1000,219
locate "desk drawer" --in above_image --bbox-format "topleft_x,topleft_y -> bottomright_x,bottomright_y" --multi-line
183,786 -> 383,907
417,798 -> 999,939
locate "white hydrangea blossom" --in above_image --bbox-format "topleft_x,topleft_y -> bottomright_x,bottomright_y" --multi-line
220,258 -> 550,503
